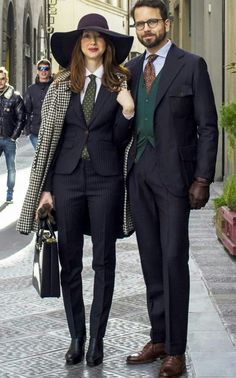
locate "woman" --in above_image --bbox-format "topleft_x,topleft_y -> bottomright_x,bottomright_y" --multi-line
17,14 -> 134,367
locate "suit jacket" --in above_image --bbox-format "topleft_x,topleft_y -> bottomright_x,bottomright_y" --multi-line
49,89 -> 130,178
126,43 -> 218,196
17,70 -> 131,234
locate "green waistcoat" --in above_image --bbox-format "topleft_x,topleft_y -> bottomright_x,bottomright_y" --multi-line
135,71 -> 161,161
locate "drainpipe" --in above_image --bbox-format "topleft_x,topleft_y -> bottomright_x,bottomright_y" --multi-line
45,0 -> 50,60
127,0 -> 130,36
222,0 -> 225,179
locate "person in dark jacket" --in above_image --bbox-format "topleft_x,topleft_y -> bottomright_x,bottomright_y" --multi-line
0,66 -> 25,203
124,1 -> 218,377
18,14 -> 134,367
24,59 -> 53,149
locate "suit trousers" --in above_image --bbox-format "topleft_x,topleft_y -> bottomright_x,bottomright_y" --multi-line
129,145 -> 190,355
53,159 -> 123,340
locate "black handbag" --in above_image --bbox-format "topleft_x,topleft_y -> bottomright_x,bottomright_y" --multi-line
32,219 -> 60,298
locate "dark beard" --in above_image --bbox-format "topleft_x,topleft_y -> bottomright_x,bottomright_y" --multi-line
138,31 -> 166,48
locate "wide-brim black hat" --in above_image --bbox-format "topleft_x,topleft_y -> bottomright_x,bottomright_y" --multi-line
51,13 -> 134,68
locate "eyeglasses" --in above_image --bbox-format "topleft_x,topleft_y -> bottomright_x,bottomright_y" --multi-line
38,66 -> 50,71
133,18 -> 164,31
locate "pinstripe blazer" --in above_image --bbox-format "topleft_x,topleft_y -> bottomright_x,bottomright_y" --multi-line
16,70 -> 134,236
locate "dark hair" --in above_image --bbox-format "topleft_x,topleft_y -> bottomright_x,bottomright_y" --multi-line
131,0 -> 168,21
69,35 -> 130,93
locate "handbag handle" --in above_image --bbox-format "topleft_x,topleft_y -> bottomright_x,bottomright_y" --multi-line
36,219 -> 56,248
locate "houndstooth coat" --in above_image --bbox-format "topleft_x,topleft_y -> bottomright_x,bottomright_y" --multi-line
16,70 -> 134,236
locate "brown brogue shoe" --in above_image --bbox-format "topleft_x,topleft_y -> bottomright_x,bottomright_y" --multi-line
126,341 -> 167,364
159,354 -> 185,377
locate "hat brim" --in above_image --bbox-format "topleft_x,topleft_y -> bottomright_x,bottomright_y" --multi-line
51,26 -> 133,68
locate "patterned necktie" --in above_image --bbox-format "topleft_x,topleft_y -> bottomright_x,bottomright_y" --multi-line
82,74 -> 97,125
143,54 -> 158,93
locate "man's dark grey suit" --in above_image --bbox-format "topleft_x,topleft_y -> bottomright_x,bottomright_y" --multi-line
126,43 -> 218,355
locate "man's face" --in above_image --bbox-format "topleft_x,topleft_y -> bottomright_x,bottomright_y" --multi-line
134,6 -> 170,51
37,64 -> 51,82
0,73 -> 8,91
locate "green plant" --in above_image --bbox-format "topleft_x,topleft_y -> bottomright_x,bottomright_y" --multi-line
213,174 -> 236,211
220,102 -> 236,150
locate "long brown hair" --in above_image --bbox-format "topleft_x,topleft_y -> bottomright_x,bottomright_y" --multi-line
69,35 -> 130,92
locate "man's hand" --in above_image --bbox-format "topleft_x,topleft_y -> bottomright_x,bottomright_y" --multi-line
189,177 -> 210,209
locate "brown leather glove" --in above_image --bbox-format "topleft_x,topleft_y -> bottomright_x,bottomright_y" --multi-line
37,203 -> 56,224
189,177 -> 210,209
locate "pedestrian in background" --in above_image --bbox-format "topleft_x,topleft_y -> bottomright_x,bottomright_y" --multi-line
17,14 -> 134,368
125,1 -> 218,377
24,59 -> 53,149
0,67 -> 25,203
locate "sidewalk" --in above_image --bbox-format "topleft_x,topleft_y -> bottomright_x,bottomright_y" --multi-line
0,180 -> 235,377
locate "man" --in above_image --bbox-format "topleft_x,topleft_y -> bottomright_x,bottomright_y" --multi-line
0,67 -> 25,203
125,1 -> 218,377
24,59 -> 53,149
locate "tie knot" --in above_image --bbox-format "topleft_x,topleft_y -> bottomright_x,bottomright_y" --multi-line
89,74 -> 96,81
147,54 -> 157,63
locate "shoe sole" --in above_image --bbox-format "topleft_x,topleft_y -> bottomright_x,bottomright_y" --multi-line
126,354 -> 167,365
86,357 -> 103,367
65,354 -> 84,365
158,365 -> 186,378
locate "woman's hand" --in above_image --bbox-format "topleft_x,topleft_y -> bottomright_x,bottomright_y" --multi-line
36,191 -> 54,221
116,88 -> 135,118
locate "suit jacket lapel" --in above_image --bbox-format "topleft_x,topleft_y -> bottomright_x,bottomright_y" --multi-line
155,44 -> 185,108
69,92 -> 87,129
130,53 -> 145,101
89,85 -> 113,127
70,85 -> 115,129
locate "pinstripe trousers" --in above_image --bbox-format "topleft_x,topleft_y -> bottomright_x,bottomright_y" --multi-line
52,159 -> 123,339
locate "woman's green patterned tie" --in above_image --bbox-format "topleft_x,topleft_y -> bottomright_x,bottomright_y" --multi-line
82,74 -> 97,125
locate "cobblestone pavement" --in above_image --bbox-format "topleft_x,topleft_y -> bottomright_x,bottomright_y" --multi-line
1,142 -> 236,377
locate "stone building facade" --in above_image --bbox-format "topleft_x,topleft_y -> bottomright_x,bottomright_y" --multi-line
169,0 -> 236,179
0,0 -> 46,95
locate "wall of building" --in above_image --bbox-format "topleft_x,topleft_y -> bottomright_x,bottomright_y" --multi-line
0,0 -> 46,95
224,0 -> 236,174
169,0 -> 224,180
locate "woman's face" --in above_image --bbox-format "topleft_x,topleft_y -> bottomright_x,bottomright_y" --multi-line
81,31 -> 106,63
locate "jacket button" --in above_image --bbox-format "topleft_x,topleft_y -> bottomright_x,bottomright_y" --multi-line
85,130 -> 89,135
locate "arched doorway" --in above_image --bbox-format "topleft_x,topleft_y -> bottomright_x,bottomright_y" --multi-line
23,13 -> 32,93
2,0 -> 16,86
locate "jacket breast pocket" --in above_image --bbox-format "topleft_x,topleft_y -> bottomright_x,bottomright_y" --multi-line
169,85 -> 193,118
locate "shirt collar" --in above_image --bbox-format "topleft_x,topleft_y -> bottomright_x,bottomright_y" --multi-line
145,40 -> 172,60
85,65 -> 104,79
